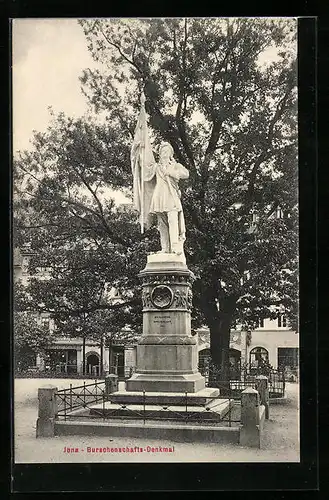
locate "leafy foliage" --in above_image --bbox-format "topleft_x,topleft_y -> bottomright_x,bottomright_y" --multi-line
14,312 -> 54,371
14,18 -> 298,376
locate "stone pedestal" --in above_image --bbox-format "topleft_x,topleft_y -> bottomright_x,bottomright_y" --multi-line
126,253 -> 206,393
255,375 -> 270,419
240,387 -> 263,448
105,374 -> 119,395
36,385 -> 58,438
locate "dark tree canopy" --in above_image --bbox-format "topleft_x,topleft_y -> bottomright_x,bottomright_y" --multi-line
14,18 -> 298,378
14,311 -> 54,371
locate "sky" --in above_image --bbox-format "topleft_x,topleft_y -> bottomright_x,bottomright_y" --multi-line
12,18 -> 292,155
12,18 -> 98,153
12,18 -> 131,205
12,18 -> 296,208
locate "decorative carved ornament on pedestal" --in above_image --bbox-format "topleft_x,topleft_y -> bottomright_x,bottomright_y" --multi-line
142,285 -> 192,311
151,285 -> 173,309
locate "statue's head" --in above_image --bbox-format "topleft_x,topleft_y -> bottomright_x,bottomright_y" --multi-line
159,142 -> 174,161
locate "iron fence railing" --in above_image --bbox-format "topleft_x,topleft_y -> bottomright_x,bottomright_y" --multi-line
244,370 -> 285,398
55,380 -> 242,427
16,362 -> 286,400
56,380 -> 106,417
199,365 -> 285,399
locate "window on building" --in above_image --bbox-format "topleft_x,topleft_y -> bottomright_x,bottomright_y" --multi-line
278,347 -> 299,370
86,353 -> 100,376
249,347 -> 269,368
258,318 -> 264,328
45,349 -> 77,373
278,314 -> 287,328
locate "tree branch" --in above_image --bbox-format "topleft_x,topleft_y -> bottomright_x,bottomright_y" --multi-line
99,27 -> 144,76
243,83 -> 295,209
16,162 -> 45,186
50,298 -> 140,316
22,188 -> 132,248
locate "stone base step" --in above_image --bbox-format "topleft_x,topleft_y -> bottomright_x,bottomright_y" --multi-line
108,387 -> 220,406
89,398 -> 233,422
54,419 -> 240,444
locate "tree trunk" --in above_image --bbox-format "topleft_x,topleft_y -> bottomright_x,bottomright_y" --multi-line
209,317 -> 231,385
209,320 -> 221,367
206,296 -> 236,386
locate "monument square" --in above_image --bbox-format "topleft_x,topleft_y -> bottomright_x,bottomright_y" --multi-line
106,92 -> 230,416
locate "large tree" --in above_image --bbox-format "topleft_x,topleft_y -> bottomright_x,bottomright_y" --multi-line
14,18 -> 298,380
14,311 -> 54,371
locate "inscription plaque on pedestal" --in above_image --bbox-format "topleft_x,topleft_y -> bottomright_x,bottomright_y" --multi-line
126,253 -> 206,393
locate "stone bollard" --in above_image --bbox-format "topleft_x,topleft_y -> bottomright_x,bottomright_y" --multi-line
105,374 -> 118,395
36,385 -> 58,438
240,387 -> 261,448
255,375 -> 270,419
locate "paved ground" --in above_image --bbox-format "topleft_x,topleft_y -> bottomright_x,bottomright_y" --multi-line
14,378 -> 299,463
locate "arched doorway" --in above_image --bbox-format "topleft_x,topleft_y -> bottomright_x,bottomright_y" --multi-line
86,353 -> 100,376
249,346 -> 269,374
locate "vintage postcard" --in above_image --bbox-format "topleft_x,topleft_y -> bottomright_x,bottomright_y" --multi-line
12,17 -> 302,472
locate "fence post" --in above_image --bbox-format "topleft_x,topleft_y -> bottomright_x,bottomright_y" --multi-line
240,387 -> 261,448
105,374 -> 118,395
70,383 -> 73,411
255,375 -> 269,419
36,385 -> 58,438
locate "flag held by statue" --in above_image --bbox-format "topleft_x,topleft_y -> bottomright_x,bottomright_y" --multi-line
131,93 -> 156,233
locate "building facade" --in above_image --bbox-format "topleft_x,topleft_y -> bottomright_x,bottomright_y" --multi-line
197,316 -> 299,379
14,245 -> 135,377
14,245 -> 299,380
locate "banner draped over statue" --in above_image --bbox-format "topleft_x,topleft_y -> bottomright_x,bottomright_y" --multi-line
131,94 -> 156,233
